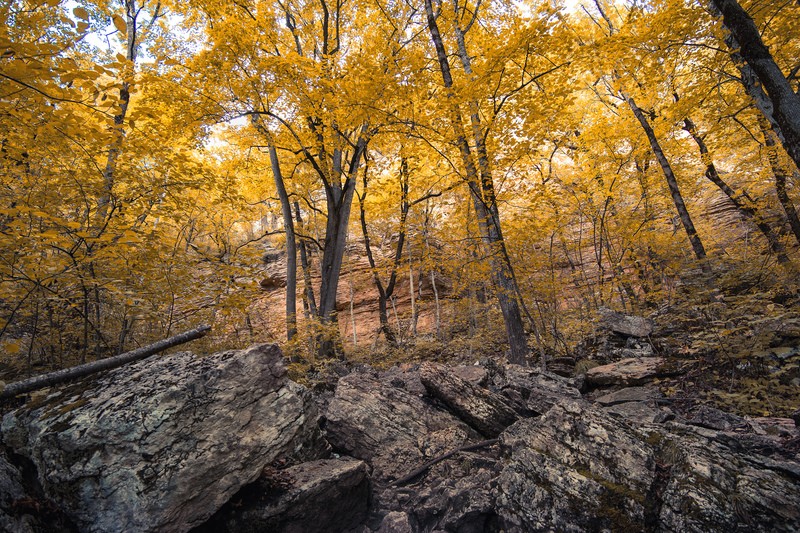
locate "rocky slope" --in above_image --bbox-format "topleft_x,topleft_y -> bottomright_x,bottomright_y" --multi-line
1,320 -> 798,532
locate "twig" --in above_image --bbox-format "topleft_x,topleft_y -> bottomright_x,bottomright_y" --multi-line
389,438 -> 499,487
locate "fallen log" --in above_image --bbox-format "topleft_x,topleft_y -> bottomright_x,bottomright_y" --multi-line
0,324 -> 211,399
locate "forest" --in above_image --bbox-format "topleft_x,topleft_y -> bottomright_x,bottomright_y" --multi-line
2,0 -> 800,415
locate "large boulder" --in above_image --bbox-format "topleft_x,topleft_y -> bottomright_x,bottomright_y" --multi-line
324,370 -> 479,483
1,344 -> 329,533
419,363 -> 518,438
490,364 -> 582,415
497,400 -> 800,532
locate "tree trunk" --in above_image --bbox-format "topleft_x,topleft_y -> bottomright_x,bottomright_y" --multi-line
424,0 -> 528,364
294,201 -> 318,318
316,134 -> 368,358
357,160 -> 409,347
711,0 -> 800,171
1,325 -> 211,399
625,94 -> 708,262
268,145 -> 297,341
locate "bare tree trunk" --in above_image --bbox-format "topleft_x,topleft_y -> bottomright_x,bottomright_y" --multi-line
424,0 -> 528,364
269,145 -> 297,340
408,239 -> 417,338
711,0 -> 800,171
625,94 -> 708,263
294,201 -> 317,317
357,160 -> 409,347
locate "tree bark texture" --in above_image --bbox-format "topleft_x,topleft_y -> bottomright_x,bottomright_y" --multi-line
711,0 -> 800,171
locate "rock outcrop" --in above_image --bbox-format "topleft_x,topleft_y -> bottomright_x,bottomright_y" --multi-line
498,400 -> 800,532
1,344 -> 328,533
2,343 -> 799,533
323,369 -> 479,482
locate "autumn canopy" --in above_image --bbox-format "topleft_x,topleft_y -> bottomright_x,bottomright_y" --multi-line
1,0 -> 799,380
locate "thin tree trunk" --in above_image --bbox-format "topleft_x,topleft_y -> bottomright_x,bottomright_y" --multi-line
294,201 -> 317,317
424,0 -> 528,363
357,160 -> 409,347
624,94 -> 708,263
711,0 -> 800,171
408,239 -> 417,338
268,145 -> 297,341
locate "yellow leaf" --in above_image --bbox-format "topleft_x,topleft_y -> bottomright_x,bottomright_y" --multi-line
112,15 -> 127,34
73,6 -> 89,20
5,341 -> 21,355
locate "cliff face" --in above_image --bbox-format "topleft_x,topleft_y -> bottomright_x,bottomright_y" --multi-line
251,240 -> 451,346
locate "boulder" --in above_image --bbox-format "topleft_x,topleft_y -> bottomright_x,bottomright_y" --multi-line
1,344 -> 328,533
419,363 -> 518,438
196,457 -> 369,533
586,357 -> 670,386
497,401 -> 800,532
491,364 -> 582,415
599,307 -> 654,337
324,370 -> 478,482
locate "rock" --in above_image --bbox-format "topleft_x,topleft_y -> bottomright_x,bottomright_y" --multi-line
378,444 -> 502,533
419,363 -> 518,438
376,511 -> 414,533
748,417 -> 798,438
493,364 -> 582,415
586,357 -> 670,386
324,371 -> 477,482
596,386 -> 663,406
1,344 -> 329,533
450,365 -> 488,386
687,405 -> 748,432
604,401 -> 665,423
546,357 -> 575,377
497,401 -> 800,532
599,307 -> 654,337
196,457 -> 369,533
792,408 -> 800,428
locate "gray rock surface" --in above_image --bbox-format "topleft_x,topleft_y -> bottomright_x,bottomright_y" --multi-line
196,457 -> 370,533
497,400 -> 800,532
1,344 -> 328,533
599,307 -> 654,337
596,386 -> 663,406
324,370 -> 478,482
586,357 -> 668,386
491,364 -> 582,415
419,363 -> 517,437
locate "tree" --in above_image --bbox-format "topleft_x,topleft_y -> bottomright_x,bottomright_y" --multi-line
710,0 -> 800,172
423,0 -> 529,363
